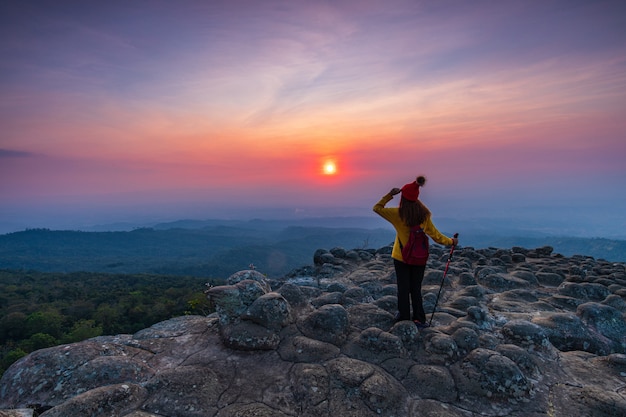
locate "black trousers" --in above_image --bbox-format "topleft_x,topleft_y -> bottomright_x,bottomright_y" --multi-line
394,259 -> 427,323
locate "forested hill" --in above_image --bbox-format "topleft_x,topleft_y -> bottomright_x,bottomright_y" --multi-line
1,221 -> 625,279
0,225 -> 396,278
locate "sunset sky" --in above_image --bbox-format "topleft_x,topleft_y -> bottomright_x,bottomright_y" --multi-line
1,0 -> 625,236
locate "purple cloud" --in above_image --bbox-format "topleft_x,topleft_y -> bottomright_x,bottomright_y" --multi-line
0,149 -> 36,158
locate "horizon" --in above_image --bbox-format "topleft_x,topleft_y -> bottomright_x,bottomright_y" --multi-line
1,1 -> 625,238
2,200 -> 625,241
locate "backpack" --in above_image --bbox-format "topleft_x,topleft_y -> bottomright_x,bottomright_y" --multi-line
399,225 -> 429,265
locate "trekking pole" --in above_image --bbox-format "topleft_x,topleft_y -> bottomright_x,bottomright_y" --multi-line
429,233 -> 458,327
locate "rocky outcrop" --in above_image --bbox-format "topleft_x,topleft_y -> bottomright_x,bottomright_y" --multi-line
1,244 -> 626,416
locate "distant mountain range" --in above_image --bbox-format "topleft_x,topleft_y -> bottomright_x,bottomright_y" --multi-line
1,217 -> 624,279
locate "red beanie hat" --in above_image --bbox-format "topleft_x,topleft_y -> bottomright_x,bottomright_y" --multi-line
401,181 -> 420,202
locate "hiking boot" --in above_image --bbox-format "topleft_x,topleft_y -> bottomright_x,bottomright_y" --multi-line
413,320 -> 430,329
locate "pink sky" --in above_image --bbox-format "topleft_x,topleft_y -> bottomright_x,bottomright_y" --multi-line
1,0 -> 625,235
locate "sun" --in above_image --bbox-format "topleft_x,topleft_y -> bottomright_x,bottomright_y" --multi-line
322,160 -> 337,175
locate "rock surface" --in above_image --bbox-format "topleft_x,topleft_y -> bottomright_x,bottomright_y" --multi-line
1,244 -> 626,416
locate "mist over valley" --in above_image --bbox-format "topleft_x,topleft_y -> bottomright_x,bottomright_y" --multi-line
1,215 -> 625,280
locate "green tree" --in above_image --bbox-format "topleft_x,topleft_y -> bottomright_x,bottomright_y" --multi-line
186,292 -> 213,316
94,303 -> 121,334
25,310 -> 64,340
0,312 -> 28,342
0,269 -> 214,376
19,333 -> 58,352
1,348 -> 27,375
64,300 -> 95,321
62,320 -> 102,344
127,305 -> 146,331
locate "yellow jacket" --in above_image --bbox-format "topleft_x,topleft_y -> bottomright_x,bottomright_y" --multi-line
373,193 -> 453,262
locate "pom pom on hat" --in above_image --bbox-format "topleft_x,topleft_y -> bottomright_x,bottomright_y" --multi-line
401,181 -> 420,202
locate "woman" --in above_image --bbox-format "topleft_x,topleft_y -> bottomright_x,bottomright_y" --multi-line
373,176 -> 458,328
